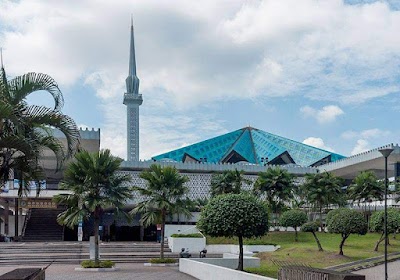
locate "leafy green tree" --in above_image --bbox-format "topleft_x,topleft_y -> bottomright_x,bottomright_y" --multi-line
301,221 -> 323,251
198,193 -> 269,271
54,150 -> 132,264
279,209 -> 308,241
302,172 -> 344,230
0,65 -> 79,194
370,208 -> 400,251
254,167 -> 294,228
347,171 -> 383,215
327,208 -> 367,255
210,169 -> 250,197
130,164 -> 191,259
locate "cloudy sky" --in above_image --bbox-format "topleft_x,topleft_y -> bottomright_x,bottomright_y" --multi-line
1,0 -> 399,160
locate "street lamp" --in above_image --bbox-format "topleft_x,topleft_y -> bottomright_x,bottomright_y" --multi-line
379,146 -> 394,280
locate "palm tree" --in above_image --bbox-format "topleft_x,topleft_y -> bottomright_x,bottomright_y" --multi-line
302,172 -> 344,230
131,164 -> 191,259
54,149 -> 132,264
0,64 -> 80,194
253,167 -> 294,228
347,171 -> 383,212
210,169 -> 250,197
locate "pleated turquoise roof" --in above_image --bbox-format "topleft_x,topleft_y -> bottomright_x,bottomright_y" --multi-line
152,127 -> 345,167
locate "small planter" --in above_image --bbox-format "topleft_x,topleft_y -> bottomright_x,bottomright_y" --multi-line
144,263 -> 179,267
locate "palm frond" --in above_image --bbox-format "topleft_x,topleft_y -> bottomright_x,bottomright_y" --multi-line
8,72 -> 64,110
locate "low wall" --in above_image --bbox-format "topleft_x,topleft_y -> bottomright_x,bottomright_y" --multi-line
206,244 -> 278,254
164,224 -> 200,237
168,237 -> 206,253
179,258 -> 276,280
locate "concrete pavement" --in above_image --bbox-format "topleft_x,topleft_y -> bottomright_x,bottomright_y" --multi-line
356,260 -> 400,280
0,263 -> 197,280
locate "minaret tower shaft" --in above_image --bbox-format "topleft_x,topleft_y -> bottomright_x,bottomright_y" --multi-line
123,18 -> 142,161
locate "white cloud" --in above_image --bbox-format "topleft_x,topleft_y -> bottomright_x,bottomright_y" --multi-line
351,139 -> 370,155
300,105 -> 344,124
302,137 -> 335,152
1,0 -> 399,158
341,128 -> 391,139
1,0 -> 400,105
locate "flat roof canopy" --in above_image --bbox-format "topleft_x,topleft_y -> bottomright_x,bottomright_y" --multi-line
319,144 -> 400,180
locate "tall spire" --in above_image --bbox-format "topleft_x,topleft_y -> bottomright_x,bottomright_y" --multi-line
125,16 -> 139,95
123,18 -> 143,162
0,48 -> 3,69
129,15 -> 136,76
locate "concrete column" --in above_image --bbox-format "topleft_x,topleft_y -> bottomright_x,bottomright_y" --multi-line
4,199 -> 9,235
394,162 -> 400,178
14,198 -> 18,237
140,222 -> 144,241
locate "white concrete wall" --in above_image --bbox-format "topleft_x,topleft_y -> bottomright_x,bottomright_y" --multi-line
168,236 -> 206,253
164,224 -> 200,237
179,258 -> 276,280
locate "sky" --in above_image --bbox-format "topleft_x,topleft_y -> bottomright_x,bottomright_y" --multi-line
0,0 -> 399,161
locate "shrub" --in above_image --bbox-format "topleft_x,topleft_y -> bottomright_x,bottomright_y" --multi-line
81,260 -> 115,268
370,208 -> 400,251
170,233 -> 203,238
301,221 -> 323,251
197,193 -> 269,271
279,209 -> 308,241
327,208 -> 367,255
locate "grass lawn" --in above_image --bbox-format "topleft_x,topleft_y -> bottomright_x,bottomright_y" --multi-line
206,232 -> 400,278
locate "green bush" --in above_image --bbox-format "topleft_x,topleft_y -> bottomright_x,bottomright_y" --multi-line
170,233 -> 203,238
279,209 -> 308,241
327,208 -> 367,255
301,221 -> 319,233
197,193 -> 269,271
149,258 -> 177,264
81,260 -> 115,268
370,208 -> 400,251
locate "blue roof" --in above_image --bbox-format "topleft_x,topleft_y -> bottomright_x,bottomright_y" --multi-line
152,127 -> 345,167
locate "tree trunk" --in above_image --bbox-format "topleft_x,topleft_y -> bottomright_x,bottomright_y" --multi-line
94,212 -> 100,265
374,232 -> 385,252
295,228 -> 298,242
237,235 -> 244,271
339,234 -> 349,255
312,231 -> 323,251
160,210 -> 166,259
319,205 -> 324,232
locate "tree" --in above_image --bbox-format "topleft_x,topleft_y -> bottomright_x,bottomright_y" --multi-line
370,208 -> 400,251
347,171 -> 383,216
302,172 -> 344,230
301,221 -> 323,251
0,65 -> 79,194
279,209 -> 308,241
327,208 -> 367,255
130,164 -> 191,259
210,169 -> 249,197
254,167 -> 294,228
54,149 -> 132,265
197,193 -> 269,271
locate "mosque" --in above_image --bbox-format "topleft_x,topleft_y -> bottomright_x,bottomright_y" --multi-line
0,21 -> 399,242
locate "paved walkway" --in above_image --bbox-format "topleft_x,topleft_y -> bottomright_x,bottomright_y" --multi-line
355,260 -> 400,280
0,263 -> 197,280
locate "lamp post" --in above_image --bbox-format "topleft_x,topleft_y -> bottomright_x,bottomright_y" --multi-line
379,146 -> 394,280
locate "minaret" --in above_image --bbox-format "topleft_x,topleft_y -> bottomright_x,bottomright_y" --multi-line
123,18 -> 142,161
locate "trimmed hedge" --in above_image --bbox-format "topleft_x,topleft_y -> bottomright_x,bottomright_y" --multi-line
149,258 -> 177,264
81,260 -> 115,268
